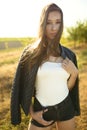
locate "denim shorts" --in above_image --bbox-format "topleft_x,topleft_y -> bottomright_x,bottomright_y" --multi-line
31,94 -> 75,127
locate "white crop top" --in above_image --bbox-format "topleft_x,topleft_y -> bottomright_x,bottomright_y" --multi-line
35,62 -> 70,107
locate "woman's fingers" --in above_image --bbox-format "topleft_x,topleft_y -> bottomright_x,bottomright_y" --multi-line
62,57 -> 69,65
62,57 -> 78,76
40,118 -> 53,126
32,110 -> 53,126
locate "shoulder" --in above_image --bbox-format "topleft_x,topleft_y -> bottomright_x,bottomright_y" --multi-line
20,39 -> 39,59
62,45 -> 76,57
19,40 -> 39,66
18,44 -> 32,67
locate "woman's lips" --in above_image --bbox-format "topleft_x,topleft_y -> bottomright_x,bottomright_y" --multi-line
50,33 -> 57,37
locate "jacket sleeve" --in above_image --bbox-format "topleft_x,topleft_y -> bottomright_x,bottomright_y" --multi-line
11,62 -> 22,125
69,54 -> 80,116
10,45 -> 31,125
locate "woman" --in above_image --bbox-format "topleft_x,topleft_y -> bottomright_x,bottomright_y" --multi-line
11,3 -> 80,130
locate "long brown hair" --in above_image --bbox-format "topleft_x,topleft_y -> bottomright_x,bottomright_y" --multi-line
21,3 -> 63,69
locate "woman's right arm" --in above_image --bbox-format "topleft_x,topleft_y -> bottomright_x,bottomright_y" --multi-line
29,104 -> 53,126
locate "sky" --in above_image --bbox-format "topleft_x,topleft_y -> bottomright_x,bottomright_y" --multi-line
0,0 -> 87,37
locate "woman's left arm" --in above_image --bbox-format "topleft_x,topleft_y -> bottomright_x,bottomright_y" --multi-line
62,57 -> 79,90
67,70 -> 78,90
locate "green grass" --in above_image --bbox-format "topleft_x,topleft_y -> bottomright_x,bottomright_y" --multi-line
0,37 -> 36,47
0,37 -> 35,42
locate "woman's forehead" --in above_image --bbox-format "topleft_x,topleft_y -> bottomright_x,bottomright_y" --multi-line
47,11 -> 61,20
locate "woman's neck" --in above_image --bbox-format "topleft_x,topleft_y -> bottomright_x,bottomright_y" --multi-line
48,55 -> 63,63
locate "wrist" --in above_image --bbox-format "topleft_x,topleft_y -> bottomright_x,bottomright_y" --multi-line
71,70 -> 78,77
70,72 -> 78,79
30,105 -> 34,116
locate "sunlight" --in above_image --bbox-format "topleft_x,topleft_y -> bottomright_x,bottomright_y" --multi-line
0,0 -> 87,37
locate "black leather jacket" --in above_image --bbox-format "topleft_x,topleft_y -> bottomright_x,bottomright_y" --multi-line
11,44 -> 80,125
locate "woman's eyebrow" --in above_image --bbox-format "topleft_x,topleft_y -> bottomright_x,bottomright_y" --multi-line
47,19 -> 61,21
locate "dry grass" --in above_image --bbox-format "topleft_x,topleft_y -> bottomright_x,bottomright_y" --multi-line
0,48 -> 23,66
0,44 -> 87,130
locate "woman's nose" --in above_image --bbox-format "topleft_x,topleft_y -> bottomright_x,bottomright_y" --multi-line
51,24 -> 57,30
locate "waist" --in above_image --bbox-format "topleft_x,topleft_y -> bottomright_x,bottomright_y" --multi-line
45,93 -> 70,109
34,93 -> 71,111
36,89 -> 69,107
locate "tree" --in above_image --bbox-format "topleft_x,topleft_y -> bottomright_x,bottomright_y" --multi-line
66,20 -> 87,48
67,27 -> 78,48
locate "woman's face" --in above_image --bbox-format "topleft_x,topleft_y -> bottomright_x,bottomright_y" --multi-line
46,11 -> 61,40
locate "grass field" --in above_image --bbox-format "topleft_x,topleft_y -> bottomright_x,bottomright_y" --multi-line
0,40 -> 87,130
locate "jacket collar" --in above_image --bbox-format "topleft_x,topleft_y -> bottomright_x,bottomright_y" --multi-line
59,44 -> 66,59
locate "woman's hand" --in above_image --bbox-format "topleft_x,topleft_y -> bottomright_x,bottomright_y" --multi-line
30,105 -> 53,126
62,57 -> 79,90
62,57 -> 78,77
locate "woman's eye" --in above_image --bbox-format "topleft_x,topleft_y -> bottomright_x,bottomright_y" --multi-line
56,21 -> 61,24
47,22 -> 51,25
47,22 -> 61,25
